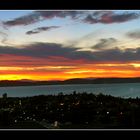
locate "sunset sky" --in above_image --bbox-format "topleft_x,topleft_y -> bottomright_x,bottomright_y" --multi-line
0,10 -> 140,81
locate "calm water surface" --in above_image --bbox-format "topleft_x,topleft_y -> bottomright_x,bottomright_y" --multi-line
0,83 -> 140,98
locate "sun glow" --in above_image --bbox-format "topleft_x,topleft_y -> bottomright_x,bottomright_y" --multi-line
0,62 -> 140,80
0,75 -> 31,81
130,63 -> 140,68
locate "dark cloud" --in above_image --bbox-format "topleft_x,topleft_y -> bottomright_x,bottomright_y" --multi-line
0,43 -> 79,59
108,13 -> 139,23
83,15 -> 98,24
3,11 -> 84,27
92,11 -> 113,17
3,12 -> 41,26
126,30 -> 140,39
92,47 -> 140,62
83,12 -> 139,24
3,11 -> 139,27
0,42 -> 140,63
26,26 -> 60,35
92,38 -> 117,50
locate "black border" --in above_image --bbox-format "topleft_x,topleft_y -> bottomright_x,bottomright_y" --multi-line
0,0 -> 139,9
0,0 -> 140,139
1,130 -> 140,139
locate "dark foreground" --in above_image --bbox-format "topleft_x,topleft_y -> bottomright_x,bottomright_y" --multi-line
1,91 -> 140,129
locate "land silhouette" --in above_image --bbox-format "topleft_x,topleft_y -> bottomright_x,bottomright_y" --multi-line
0,77 -> 140,87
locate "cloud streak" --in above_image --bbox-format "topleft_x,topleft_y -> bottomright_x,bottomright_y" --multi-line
3,11 -> 140,27
0,42 -> 140,64
126,30 -> 140,39
83,11 -> 139,24
26,26 -> 60,35
3,11 -> 84,27
0,31 -> 8,44
92,38 -> 117,50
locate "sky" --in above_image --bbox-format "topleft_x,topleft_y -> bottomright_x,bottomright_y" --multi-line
0,10 -> 140,80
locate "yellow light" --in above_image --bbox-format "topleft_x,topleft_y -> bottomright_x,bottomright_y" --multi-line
0,67 -> 23,71
0,75 -> 31,80
94,63 -> 129,67
130,63 -> 140,68
65,70 -> 94,74
0,66 -> 76,71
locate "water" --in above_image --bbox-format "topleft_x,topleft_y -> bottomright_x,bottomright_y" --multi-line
0,83 -> 140,98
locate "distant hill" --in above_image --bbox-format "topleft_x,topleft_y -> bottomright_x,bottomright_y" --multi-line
61,77 -> 140,84
0,77 -> 140,87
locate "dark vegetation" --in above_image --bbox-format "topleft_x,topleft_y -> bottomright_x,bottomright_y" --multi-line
1,77 -> 140,87
1,91 -> 140,129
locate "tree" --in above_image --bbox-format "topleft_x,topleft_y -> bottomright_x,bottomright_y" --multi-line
2,93 -> 7,99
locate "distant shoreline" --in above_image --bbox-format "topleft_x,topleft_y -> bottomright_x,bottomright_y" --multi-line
0,82 -> 140,88
0,77 -> 140,87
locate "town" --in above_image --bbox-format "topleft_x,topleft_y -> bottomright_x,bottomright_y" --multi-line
0,91 -> 140,129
